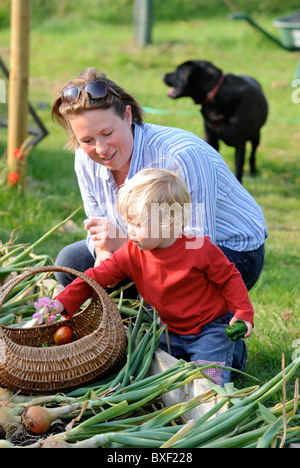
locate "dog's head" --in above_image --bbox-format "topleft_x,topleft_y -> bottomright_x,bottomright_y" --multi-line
163,60 -> 223,105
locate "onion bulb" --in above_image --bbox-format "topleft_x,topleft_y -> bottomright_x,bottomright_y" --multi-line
41,436 -> 98,449
0,401 -> 22,435
41,436 -> 69,448
22,403 -> 80,435
0,388 -> 13,401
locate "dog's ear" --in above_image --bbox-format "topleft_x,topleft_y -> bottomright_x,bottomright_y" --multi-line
190,61 -> 223,85
176,61 -> 199,83
181,61 -> 222,104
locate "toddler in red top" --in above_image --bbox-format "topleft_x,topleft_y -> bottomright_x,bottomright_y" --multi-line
54,168 -> 254,386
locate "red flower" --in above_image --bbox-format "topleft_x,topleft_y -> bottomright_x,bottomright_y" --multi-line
13,148 -> 25,160
8,172 -> 20,184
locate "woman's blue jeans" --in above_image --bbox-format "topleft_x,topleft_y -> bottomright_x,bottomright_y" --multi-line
219,243 -> 265,291
54,240 -> 95,286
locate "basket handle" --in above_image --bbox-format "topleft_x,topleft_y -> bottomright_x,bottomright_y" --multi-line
0,265 -> 108,311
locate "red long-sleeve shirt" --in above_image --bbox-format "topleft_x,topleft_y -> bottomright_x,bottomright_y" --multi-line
56,236 -> 254,335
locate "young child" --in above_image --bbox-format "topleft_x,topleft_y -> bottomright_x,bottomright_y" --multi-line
53,168 -> 254,386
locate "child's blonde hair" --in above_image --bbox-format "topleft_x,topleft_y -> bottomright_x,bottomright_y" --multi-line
117,168 -> 191,235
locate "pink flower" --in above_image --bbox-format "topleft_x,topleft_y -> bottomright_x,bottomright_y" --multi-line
51,300 -> 60,311
32,311 -> 45,325
34,297 -> 52,310
33,297 -> 61,326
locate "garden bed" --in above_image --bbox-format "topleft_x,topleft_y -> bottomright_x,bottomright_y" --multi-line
0,226 -> 299,448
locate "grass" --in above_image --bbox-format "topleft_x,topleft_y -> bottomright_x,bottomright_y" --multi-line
0,3 -> 299,394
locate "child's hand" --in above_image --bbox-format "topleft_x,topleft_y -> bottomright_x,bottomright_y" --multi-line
229,316 -> 253,338
52,300 -> 64,315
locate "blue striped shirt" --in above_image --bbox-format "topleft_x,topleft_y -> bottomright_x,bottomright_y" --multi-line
74,123 -> 268,256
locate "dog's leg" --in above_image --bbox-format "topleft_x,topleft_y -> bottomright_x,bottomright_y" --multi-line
204,126 -> 219,152
249,135 -> 260,176
235,143 -> 246,183
207,138 -> 219,152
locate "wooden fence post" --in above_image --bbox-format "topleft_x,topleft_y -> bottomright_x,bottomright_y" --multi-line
7,0 -> 31,192
134,0 -> 154,47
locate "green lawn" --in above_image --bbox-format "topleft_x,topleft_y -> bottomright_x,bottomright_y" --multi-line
0,2 -> 299,393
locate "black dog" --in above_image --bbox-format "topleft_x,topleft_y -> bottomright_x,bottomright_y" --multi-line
163,60 -> 268,183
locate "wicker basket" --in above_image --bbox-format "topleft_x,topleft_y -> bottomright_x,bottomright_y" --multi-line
0,266 -> 127,395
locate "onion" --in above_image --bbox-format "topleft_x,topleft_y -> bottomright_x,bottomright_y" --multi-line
41,436 -> 97,449
0,388 -> 14,401
41,436 -> 69,448
22,403 -> 80,435
0,401 -> 22,435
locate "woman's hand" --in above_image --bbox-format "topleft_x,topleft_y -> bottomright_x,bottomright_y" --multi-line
85,218 -> 128,255
86,218 -> 126,288
229,316 -> 253,338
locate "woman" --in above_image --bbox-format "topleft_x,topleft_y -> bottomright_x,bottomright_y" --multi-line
51,67 -> 268,289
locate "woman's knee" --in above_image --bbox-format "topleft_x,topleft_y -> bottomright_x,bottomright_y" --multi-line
54,240 -> 94,286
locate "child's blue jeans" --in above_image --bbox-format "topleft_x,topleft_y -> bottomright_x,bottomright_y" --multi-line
158,312 -> 248,386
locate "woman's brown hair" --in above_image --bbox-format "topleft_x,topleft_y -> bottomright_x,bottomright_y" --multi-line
51,67 -> 144,150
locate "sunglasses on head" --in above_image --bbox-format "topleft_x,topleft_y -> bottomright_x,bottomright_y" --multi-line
61,80 -> 121,105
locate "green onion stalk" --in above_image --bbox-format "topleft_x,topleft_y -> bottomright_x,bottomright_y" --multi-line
2,355 -> 299,448
31,358 -> 299,449
1,240 -> 299,450
1,286 -> 298,449
168,358 -> 300,449
1,304 -> 231,446
0,207 -> 82,323
0,206 -> 82,283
